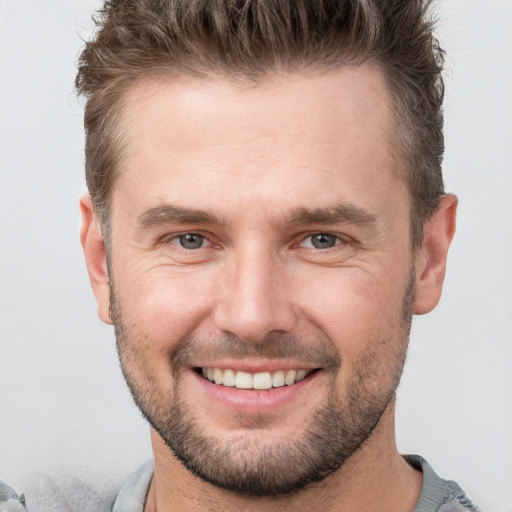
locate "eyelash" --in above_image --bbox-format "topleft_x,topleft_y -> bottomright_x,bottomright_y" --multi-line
161,232 -> 350,251
298,233 -> 344,250
163,232 -> 211,250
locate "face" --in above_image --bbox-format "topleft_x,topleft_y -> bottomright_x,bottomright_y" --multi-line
93,67 -> 419,496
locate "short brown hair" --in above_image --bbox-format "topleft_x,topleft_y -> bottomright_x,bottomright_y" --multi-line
76,0 -> 445,247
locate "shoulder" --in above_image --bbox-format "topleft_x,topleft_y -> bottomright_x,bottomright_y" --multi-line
404,455 -> 481,512
0,472 -> 120,512
0,461 -> 154,512
0,480 -> 26,511
111,460 -> 154,512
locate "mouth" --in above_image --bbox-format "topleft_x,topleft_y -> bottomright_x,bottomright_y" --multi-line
195,367 -> 319,390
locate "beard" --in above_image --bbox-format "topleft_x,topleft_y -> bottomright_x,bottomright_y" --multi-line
110,268 -> 414,497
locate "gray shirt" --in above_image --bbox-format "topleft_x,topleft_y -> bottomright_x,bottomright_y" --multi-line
0,455 -> 479,512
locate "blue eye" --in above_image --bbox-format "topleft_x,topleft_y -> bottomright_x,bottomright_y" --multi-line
307,233 -> 339,249
177,233 -> 206,249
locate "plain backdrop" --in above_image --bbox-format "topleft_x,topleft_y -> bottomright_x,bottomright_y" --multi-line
0,1 -> 511,511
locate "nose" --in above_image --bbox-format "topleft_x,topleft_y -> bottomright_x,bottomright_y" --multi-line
213,247 -> 297,343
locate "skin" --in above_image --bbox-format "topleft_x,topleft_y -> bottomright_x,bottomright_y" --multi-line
81,65 -> 457,511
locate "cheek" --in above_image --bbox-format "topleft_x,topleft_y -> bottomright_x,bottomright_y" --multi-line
113,262 -> 218,353
297,266 -> 400,321
294,266 -> 409,358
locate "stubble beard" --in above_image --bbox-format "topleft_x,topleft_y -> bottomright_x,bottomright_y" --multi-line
110,269 -> 414,498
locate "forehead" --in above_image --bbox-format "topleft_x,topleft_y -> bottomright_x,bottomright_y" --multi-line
120,65 -> 394,151
112,65 -> 405,222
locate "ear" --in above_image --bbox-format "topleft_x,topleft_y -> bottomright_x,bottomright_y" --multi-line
80,194 -> 113,325
413,194 -> 458,315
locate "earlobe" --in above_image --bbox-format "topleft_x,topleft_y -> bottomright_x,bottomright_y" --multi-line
413,194 -> 458,315
80,194 -> 113,325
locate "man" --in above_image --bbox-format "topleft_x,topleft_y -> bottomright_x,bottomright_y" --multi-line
0,0 -> 480,511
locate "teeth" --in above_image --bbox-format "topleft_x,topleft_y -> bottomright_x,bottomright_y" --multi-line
272,370 -> 285,388
235,371 -> 253,389
200,367 -> 312,389
213,368 -> 224,385
253,372 -> 272,390
223,369 -> 235,387
284,370 -> 297,386
296,369 -> 307,382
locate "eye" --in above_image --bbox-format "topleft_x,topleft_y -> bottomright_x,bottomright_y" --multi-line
175,233 -> 207,249
303,233 -> 340,249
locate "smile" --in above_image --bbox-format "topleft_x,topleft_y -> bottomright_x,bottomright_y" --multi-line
198,367 -> 316,390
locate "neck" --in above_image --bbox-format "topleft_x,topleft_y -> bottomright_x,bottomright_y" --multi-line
145,402 -> 422,512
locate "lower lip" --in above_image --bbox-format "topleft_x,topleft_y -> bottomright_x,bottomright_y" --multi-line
191,370 -> 321,414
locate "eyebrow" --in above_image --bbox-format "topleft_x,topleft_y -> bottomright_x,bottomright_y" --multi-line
136,202 -> 377,229
288,204 -> 377,227
137,204 -> 222,228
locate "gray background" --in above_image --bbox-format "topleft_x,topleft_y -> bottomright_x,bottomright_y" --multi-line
0,1 -> 511,510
